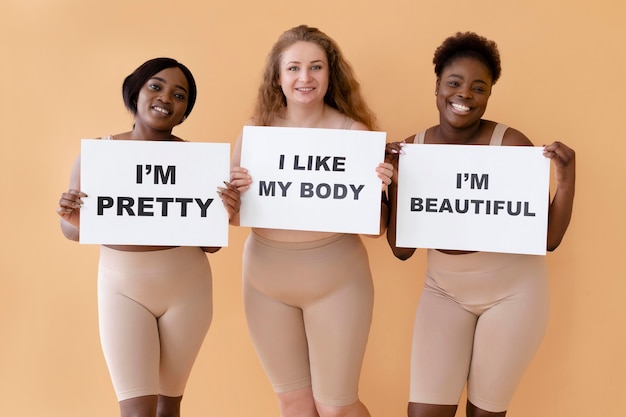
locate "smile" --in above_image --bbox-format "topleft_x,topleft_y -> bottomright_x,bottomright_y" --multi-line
152,106 -> 171,115
296,87 -> 314,92
451,103 -> 471,112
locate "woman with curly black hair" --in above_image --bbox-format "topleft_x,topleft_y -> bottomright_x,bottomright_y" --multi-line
386,32 -> 576,417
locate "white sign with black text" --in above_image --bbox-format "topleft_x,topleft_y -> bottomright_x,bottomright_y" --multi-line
80,139 -> 230,246
240,126 -> 386,234
395,144 -> 550,255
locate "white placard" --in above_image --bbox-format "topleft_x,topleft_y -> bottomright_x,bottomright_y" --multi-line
396,144 -> 550,255
240,126 -> 386,234
80,139 -> 230,246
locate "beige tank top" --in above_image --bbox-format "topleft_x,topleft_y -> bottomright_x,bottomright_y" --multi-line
415,123 -> 508,146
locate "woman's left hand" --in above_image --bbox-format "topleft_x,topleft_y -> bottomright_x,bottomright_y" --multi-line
376,162 -> 394,189
543,141 -> 576,187
217,181 -> 241,220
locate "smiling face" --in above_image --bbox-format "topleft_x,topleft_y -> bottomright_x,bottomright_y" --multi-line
436,56 -> 493,129
277,41 -> 329,107
134,67 -> 190,134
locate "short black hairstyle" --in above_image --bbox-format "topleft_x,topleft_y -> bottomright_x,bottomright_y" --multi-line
433,32 -> 501,84
122,57 -> 197,119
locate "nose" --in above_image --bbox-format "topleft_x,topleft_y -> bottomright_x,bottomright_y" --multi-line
158,90 -> 173,103
457,85 -> 472,99
299,68 -> 312,82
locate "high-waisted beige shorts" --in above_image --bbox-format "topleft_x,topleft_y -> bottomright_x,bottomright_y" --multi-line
242,232 -> 374,406
410,250 -> 550,412
98,246 -> 212,401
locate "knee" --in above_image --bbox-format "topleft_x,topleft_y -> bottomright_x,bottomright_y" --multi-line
156,395 -> 182,417
277,388 -> 317,417
466,401 -> 507,417
316,400 -> 370,417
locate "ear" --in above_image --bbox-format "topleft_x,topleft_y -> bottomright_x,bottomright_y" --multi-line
435,78 -> 441,94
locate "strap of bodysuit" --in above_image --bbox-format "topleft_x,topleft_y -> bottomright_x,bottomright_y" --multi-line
489,123 -> 508,146
340,117 -> 354,129
416,130 -> 426,144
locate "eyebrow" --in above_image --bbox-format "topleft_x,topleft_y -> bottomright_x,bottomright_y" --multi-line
446,74 -> 489,85
285,59 -> 325,65
150,76 -> 189,93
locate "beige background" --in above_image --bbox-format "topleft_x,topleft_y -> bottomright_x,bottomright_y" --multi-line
1,0 -> 624,416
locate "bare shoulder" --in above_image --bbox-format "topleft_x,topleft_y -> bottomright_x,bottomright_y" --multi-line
349,120 -> 369,131
502,126 -> 533,146
403,133 -> 417,144
244,117 -> 258,127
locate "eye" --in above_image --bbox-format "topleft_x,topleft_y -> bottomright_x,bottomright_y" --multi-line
174,93 -> 186,100
311,64 -> 322,71
148,83 -> 161,91
287,66 -> 299,71
447,81 -> 460,87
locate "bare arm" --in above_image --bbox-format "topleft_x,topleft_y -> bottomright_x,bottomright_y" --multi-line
58,155 -> 85,242
229,128 -> 253,226
385,140 -> 416,260
202,180 -> 241,252
544,141 -> 576,251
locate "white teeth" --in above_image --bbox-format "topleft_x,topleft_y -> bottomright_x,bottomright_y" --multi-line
451,103 -> 470,112
153,106 -> 170,115
297,88 -> 313,91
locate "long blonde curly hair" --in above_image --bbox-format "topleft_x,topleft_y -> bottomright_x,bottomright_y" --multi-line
253,25 -> 377,130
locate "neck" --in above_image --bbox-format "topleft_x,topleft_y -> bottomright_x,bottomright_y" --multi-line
281,103 -> 327,128
131,125 -> 174,141
437,120 -> 483,144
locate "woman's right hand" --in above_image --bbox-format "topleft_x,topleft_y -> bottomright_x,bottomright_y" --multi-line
230,166 -> 252,193
385,141 -> 405,184
57,189 -> 87,227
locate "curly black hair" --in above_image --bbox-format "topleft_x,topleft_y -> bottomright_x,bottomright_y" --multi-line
433,32 -> 501,84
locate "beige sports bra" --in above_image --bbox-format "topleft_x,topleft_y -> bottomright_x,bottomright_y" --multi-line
415,123 -> 508,146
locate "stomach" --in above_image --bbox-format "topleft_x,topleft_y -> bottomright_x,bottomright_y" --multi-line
252,227 -> 340,243
103,244 -> 179,252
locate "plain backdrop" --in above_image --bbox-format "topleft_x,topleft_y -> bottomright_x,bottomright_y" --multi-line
1,0 -> 624,416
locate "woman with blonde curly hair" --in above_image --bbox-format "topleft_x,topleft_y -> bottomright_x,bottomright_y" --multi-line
230,25 -> 391,417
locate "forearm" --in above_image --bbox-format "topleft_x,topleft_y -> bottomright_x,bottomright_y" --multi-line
546,183 -> 575,251
378,197 -> 390,236
202,247 -> 221,253
229,211 -> 241,226
60,219 -> 79,242
386,183 -> 416,260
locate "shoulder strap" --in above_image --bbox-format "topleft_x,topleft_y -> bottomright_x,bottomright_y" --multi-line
416,130 -> 426,144
489,123 -> 508,146
341,117 -> 354,129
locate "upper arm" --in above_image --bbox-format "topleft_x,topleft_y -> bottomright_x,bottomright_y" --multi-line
231,130 -> 244,167
502,127 -> 534,146
69,155 -> 82,190
231,119 -> 256,167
